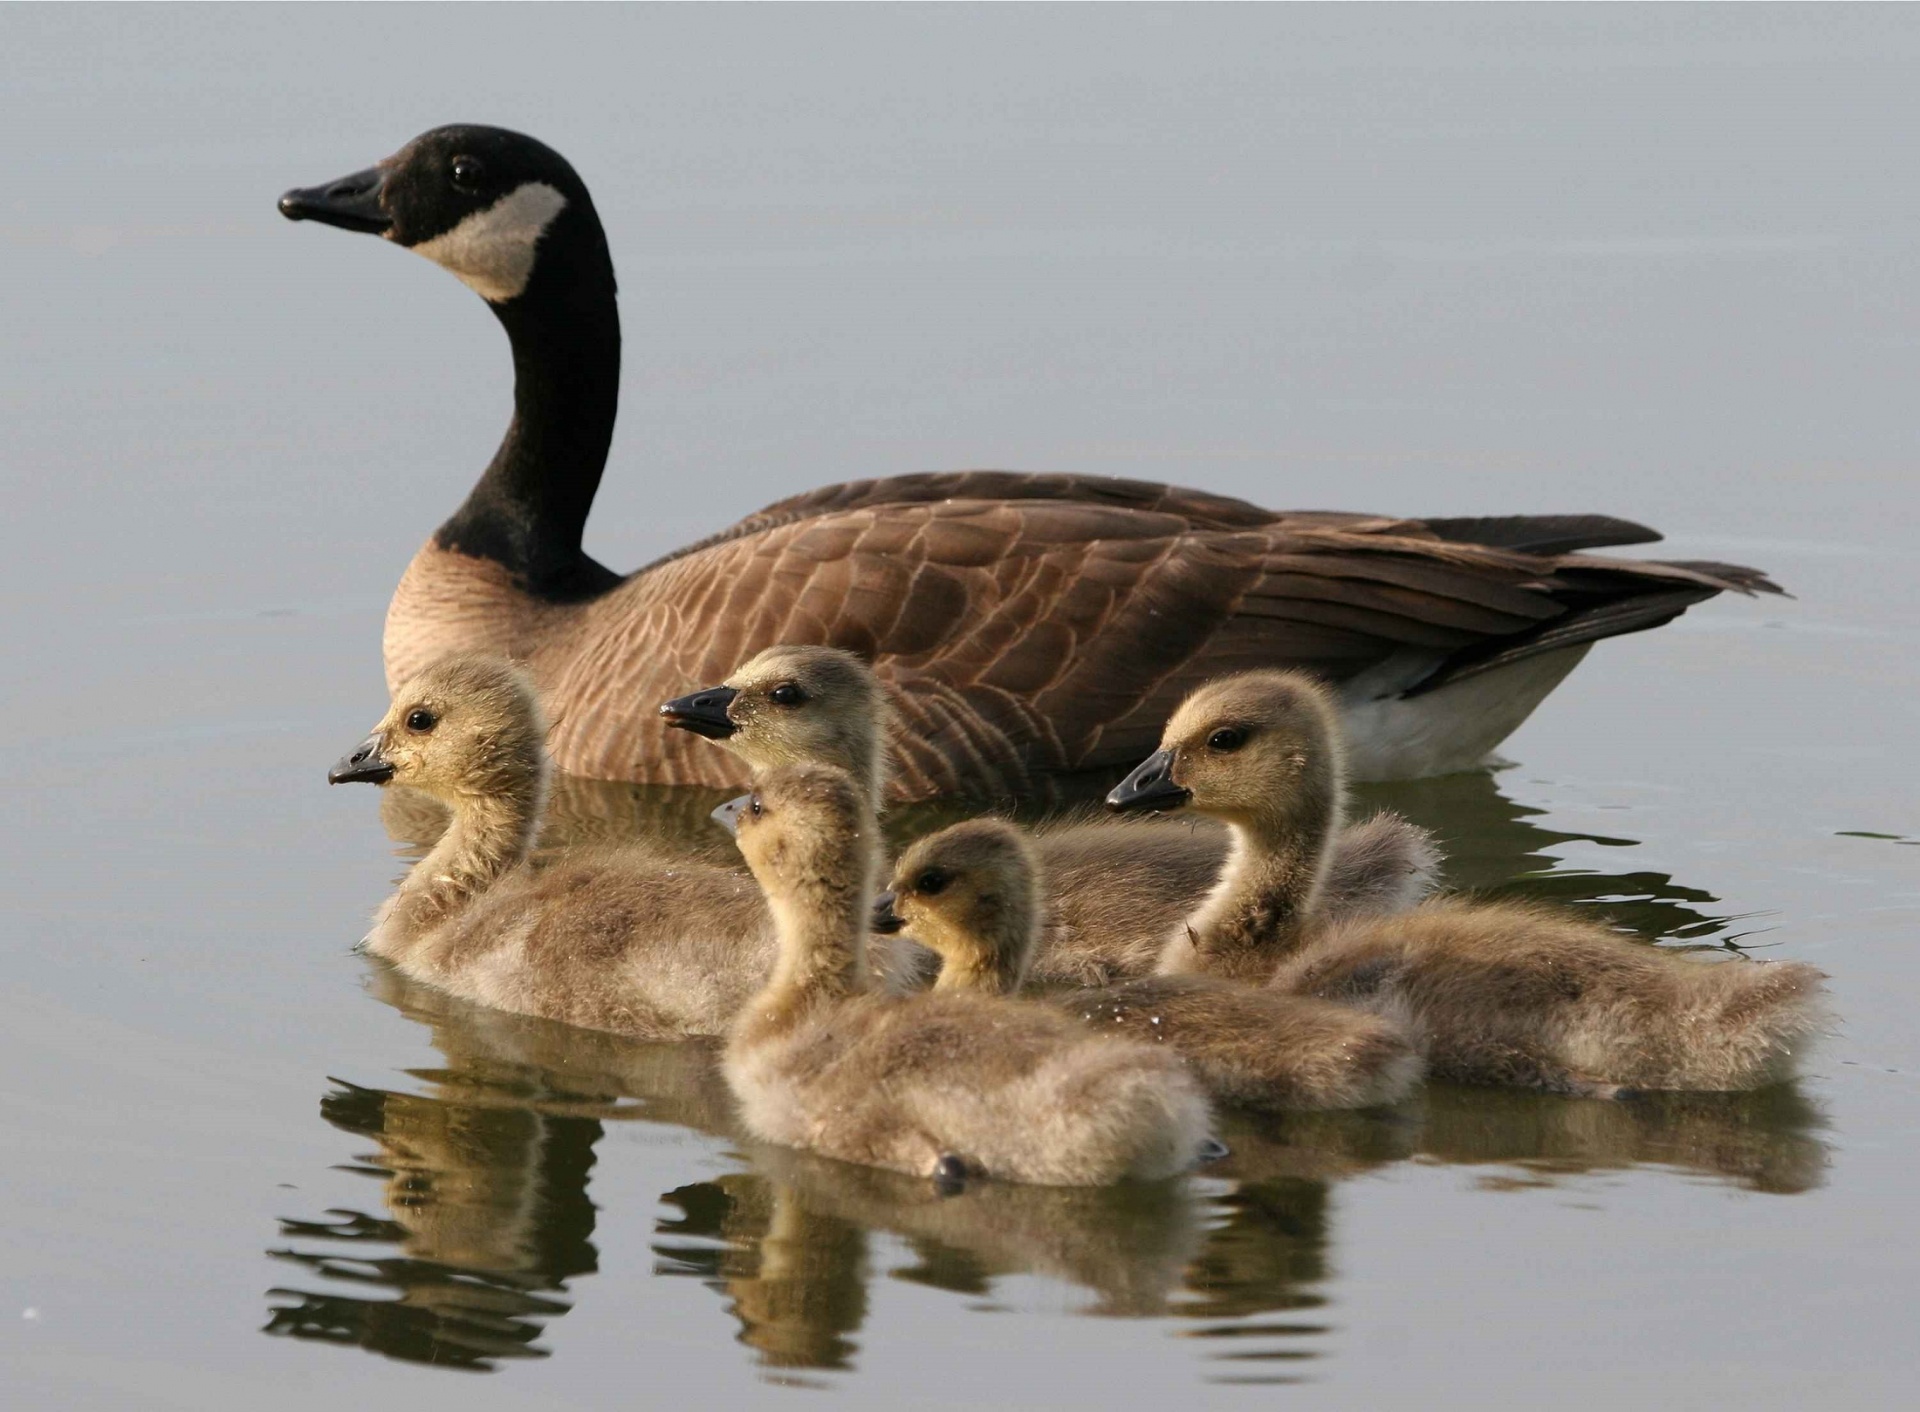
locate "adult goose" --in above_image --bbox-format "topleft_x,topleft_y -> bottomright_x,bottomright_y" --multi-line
281,124 -> 1781,801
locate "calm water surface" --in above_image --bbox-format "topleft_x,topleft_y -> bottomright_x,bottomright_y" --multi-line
3,8 -> 1916,1408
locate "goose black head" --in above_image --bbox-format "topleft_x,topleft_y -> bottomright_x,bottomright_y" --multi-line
279,124 -> 610,305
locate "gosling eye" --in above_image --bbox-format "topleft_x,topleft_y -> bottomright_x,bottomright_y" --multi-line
449,155 -> 485,192
915,870 -> 949,896
749,795 -> 763,818
767,683 -> 807,708
404,708 -> 438,734
1207,726 -> 1248,753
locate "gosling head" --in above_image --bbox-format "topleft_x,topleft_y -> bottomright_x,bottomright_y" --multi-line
329,653 -> 548,806
661,645 -> 888,800
713,763 -> 876,908
1105,671 -> 1345,839
872,820 -> 1039,994
280,124 -> 610,306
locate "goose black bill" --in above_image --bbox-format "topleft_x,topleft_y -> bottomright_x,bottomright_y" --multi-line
278,166 -> 392,235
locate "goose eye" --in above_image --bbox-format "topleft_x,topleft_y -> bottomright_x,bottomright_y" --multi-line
404,708 -> 437,734
768,683 -> 806,707
749,795 -> 763,818
449,156 -> 484,192
1207,726 -> 1247,753
915,870 -> 948,896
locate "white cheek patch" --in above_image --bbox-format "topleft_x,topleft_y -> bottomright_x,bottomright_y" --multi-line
410,181 -> 568,303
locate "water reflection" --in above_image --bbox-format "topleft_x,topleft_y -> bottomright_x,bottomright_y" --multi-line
264,970 -> 731,1369
655,1170 -> 870,1379
263,1079 -> 597,1369
275,765 -> 1828,1377
1351,772 -> 1736,942
1413,1083 -> 1829,1195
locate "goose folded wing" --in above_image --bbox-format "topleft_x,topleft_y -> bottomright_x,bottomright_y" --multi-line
669,470 -> 1696,568
570,500 -> 1774,793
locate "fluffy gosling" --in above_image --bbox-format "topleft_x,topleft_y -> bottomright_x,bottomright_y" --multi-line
1109,671 -> 1829,1096
718,764 -> 1215,1186
875,819 -> 1420,1111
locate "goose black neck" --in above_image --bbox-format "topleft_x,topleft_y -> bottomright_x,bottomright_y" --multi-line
434,207 -> 623,602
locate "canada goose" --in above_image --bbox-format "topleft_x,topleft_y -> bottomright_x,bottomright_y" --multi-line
1108,672 -> 1829,1095
716,763 -> 1213,1185
327,653 -> 915,1039
662,643 -> 1440,983
874,819 -> 1420,1111
282,124 -> 1782,799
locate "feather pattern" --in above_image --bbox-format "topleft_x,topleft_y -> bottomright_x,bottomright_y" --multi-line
385,476 -> 1782,801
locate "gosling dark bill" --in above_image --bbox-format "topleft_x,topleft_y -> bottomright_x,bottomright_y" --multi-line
1105,748 -> 1191,814
329,732 -> 395,785
870,891 -> 905,935
660,686 -> 741,740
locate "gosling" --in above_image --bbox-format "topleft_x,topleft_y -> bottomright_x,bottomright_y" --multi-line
876,819 -> 1422,1111
1108,671 -> 1830,1097
661,643 -> 1442,983
329,653 -> 878,1039
718,763 -> 1214,1186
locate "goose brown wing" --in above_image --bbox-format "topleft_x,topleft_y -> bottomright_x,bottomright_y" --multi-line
642,470 -> 1433,573
647,470 -> 1683,577
549,498 -> 1778,798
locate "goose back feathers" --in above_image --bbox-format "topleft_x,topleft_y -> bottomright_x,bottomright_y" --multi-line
285,125 -> 1783,800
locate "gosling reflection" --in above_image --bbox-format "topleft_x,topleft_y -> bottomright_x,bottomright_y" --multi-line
652,1144 -> 1208,1378
264,1077 -> 600,1369
655,1173 -> 871,1376
756,1144 -> 1205,1317
1413,1082 -> 1829,1195
264,966 -> 737,1370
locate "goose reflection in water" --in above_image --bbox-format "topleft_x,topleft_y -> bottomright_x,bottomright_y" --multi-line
272,761 -> 1830,1375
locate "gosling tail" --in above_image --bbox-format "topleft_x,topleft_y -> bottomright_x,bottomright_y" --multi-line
1667,959 -> 1830,1090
